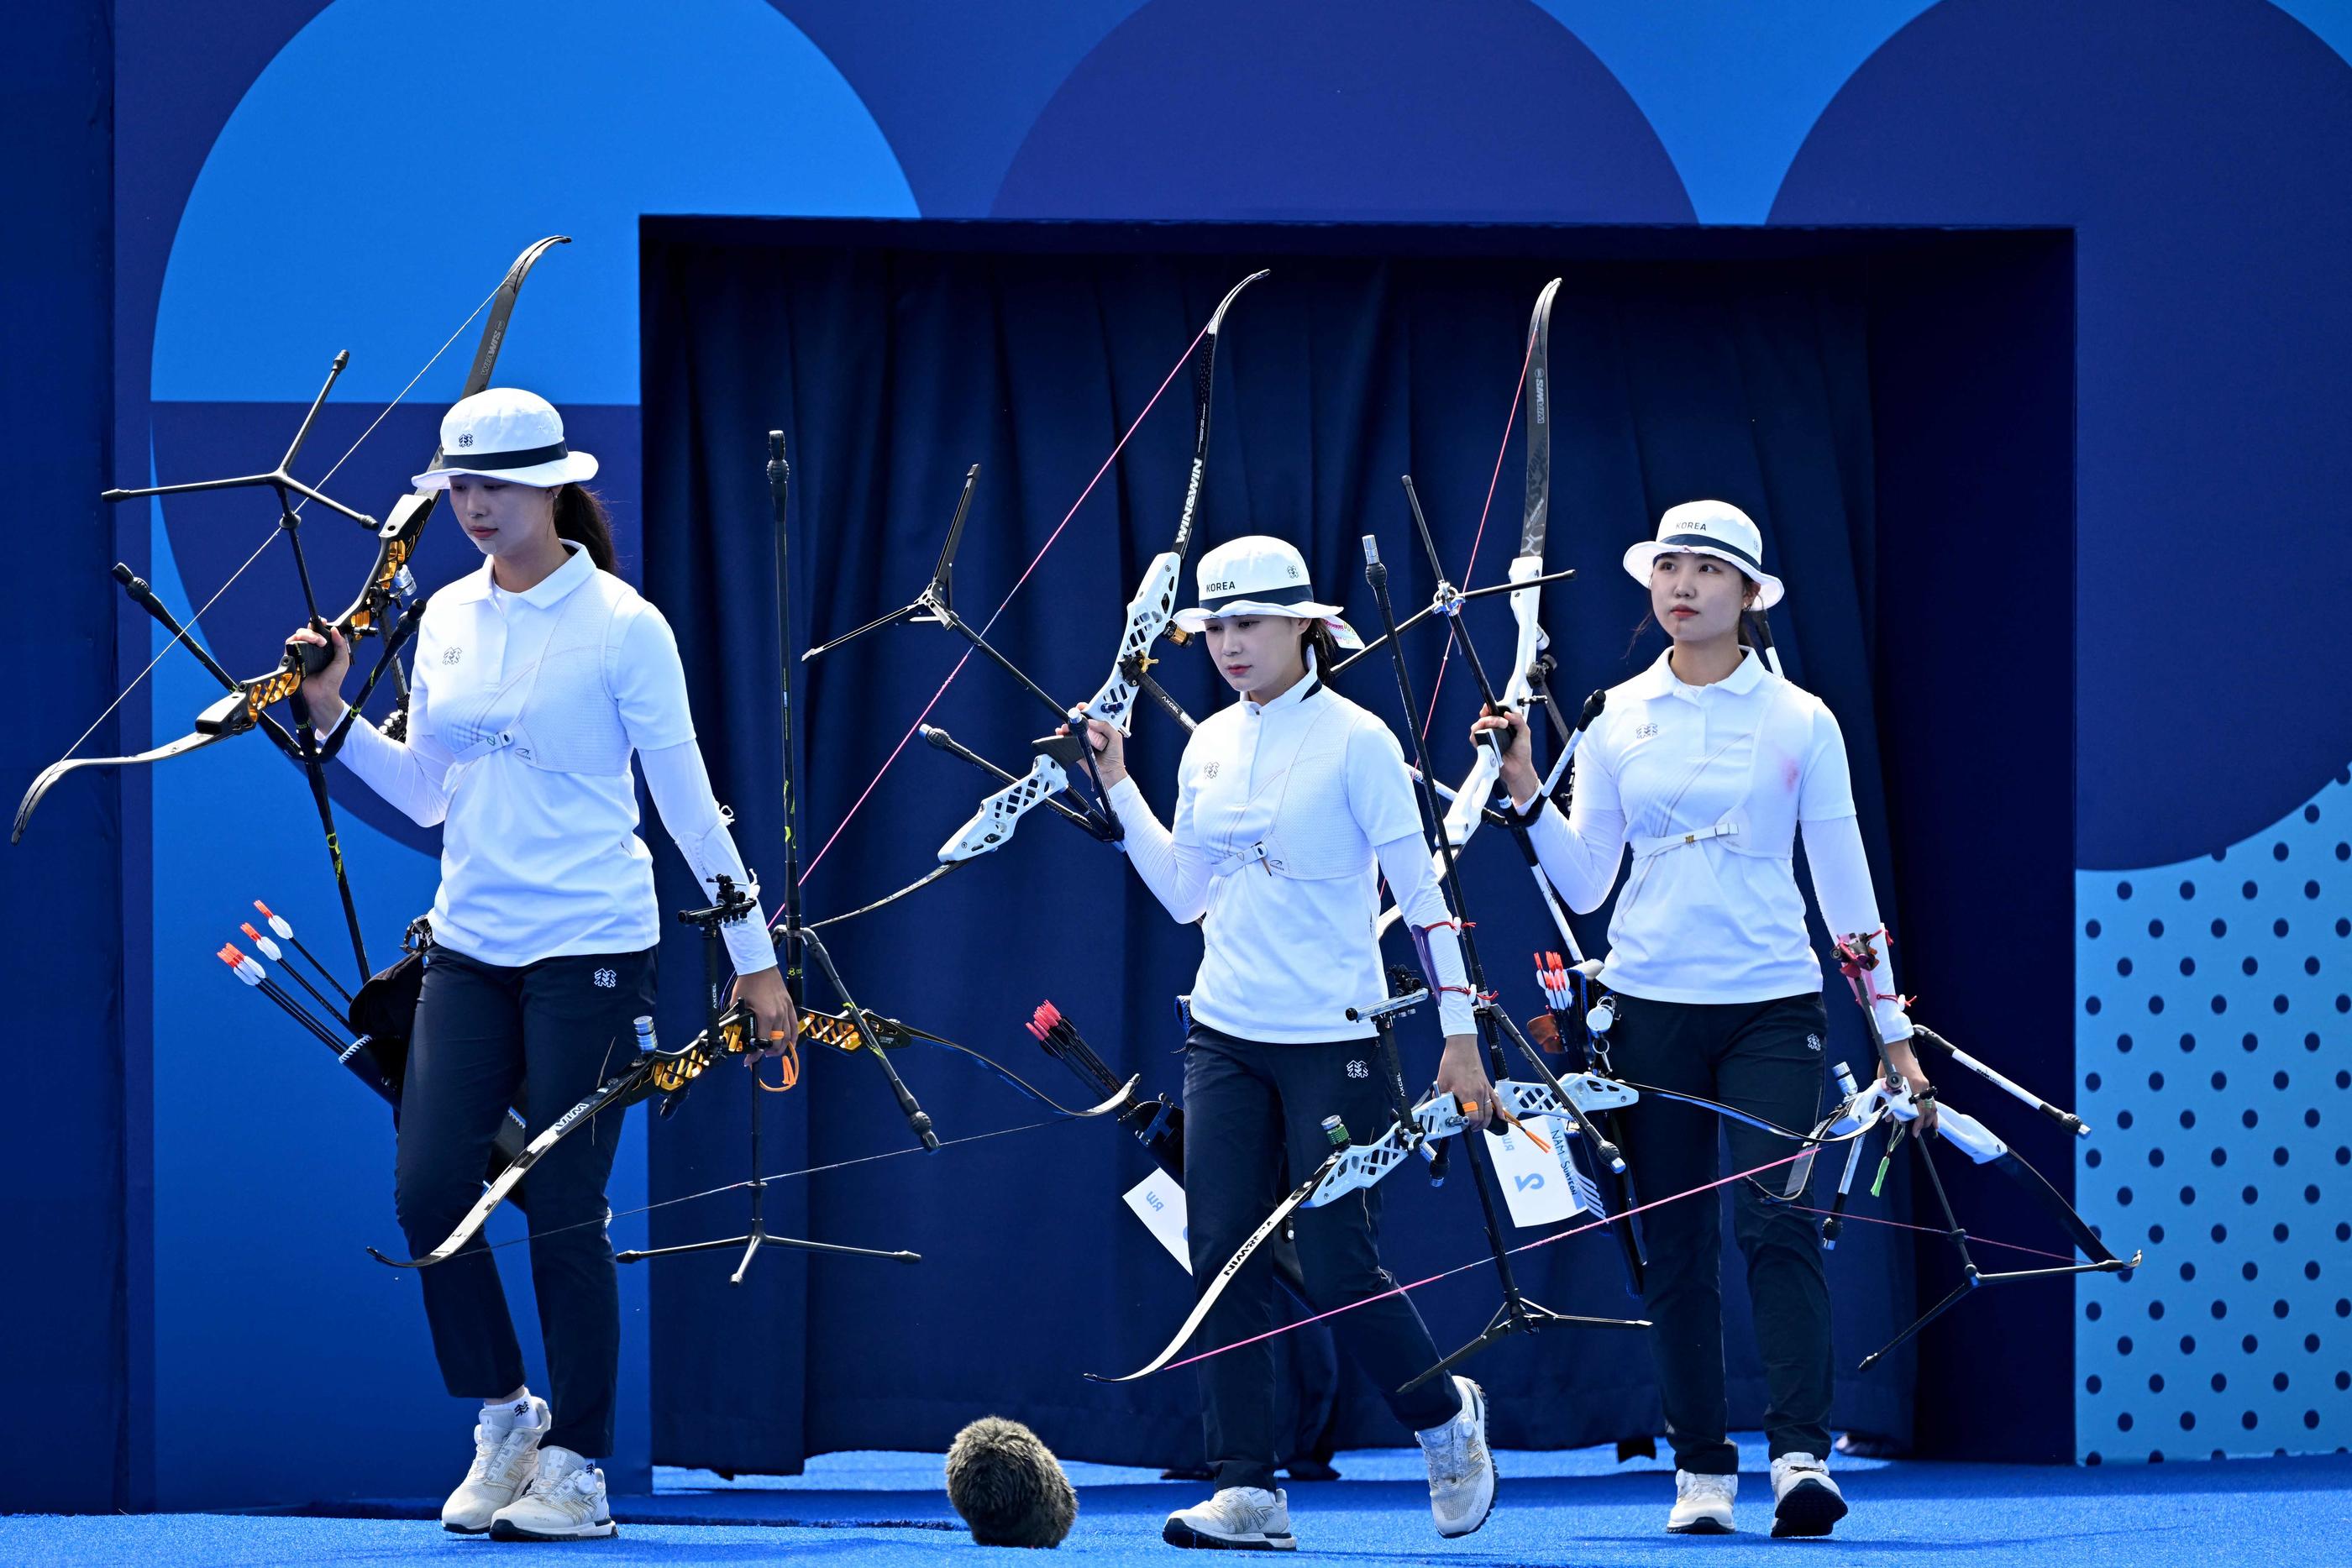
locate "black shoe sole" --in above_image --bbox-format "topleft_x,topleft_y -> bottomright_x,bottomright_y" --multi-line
1668,1518 -> 1735,1535
487,1519 -> 619,1541
1771,1479 -> 1848,1539
1162,1518 -> 1294,1551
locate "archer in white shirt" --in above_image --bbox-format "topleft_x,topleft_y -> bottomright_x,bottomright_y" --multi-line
1472,501 -> 1919,1539
1076,535 -> 1499,1550
291,388 -> 787,1534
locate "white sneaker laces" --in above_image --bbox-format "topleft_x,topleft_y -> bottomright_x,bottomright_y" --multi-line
1205,1488 -> 1270,1529
467,1424 -> 534,1485
1423,1412 -> 1484,1487
524,1455 -> 598,1506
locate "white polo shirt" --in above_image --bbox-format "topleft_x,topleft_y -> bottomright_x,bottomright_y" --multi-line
1108,669 -> 1474,1043
335,543 -> 774,973
1521,647 -> 1908,1038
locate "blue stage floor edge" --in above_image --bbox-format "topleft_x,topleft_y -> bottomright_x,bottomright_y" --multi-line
3,1440 -> 2346,1565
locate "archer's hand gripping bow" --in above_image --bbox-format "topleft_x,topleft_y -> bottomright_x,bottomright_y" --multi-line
1819,930 -> 2137,1371
801,271 -> 1268,930
14,236 -> 572,980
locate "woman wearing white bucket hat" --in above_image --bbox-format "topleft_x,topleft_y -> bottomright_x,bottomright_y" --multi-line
1473,500 -> 1924,1540
1072,535 -> 1499,1552
291,387 -> 795,1542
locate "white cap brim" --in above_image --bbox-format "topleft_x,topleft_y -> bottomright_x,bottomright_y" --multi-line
1622,540 -> 1784,610
412,451 -> 599,491
1173,599 -> 1364,650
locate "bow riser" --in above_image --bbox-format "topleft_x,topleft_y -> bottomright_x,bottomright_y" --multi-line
1080,549 -> 1184,732
192,231 -> 567,740
1305,1093 -> 1476,1208
1439,549 -> 1547,849
1495,1072 -> 1636,1122
1294,1072 -> 1637,1214
937,751 -> 1073,863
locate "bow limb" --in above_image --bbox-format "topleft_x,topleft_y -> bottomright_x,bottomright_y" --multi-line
370,989 -> 753,1268
1929,1104 -> 2129,1268
799,1001 -> 1139,1120
1436,280 -> 1559,851
1085,1090 -> 1473,1385
806,863 -> 958,931
369,1052 -> 660,1269
1085,1144 -> 1347,1384
1167,269 -> 1271,563
1373,282 -> 1584,956
13,732 -> 229,842
1852,1088 -> 2137,1372
1081,269 -> 1268,734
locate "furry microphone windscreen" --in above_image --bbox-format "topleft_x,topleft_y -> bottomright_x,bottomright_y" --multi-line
945,1416 -> 1079,1548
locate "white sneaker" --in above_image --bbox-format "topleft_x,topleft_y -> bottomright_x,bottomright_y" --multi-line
1415,1376 -> 1495,1538
1769,1451 -> 1846,1538
1667,1469 -> 1736,1534
440,1396 -> 548,1534
1162,1486 -> 1295,1550
489,1445 -> 617,1541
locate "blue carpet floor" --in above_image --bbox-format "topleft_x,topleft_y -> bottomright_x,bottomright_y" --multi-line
3,1442 -> 2344,1565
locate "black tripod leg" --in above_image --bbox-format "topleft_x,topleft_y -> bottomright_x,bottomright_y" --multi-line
282,682 -> 368,980
799,925 -> 937,1150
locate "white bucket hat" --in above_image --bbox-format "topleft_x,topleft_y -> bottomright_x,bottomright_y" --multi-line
1172,536 -> 1364,650
412,387 -> 599,490
1620,499 -> 1785,610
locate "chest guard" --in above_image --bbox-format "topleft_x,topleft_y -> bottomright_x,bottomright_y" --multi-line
423,577 -> 634,776
1624,676 -> 1812,864
1196,691 -> 1374,883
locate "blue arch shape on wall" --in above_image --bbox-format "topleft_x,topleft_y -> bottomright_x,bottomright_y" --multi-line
1772,0 -> 2352,870
1536,0 -> 1940,223
993,0 -> 1693,221
152,0 -> 918,406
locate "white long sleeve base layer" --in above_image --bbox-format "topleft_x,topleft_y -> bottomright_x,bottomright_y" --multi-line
1104,673 -> 1473,1044
327,544 -> 774,976
338,717 -> 777,977
1517,648 -> 1909,1043
1113,777 -> 1473,1033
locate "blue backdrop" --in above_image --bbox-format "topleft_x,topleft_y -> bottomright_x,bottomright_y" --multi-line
8,0 -> 2349,1512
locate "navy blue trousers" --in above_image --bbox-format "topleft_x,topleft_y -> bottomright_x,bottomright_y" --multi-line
394,944 -> 655,1458
1610,992 -> 1834,1473
1182,1022 -> 1462,1493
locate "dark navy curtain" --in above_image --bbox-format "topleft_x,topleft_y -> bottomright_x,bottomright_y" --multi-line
638,227 -> 1917,1471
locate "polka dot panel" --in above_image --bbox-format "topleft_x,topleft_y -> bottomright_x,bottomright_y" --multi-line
2076,770 -> 2351,1461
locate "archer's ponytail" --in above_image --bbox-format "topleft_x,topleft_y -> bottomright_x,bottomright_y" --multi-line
1297,619 -> 1344,672
553,484 -> 617,574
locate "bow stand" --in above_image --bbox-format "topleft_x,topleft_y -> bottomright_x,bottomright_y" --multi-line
759,433 -> 939,1148
613,873 -> 919,1280
1361,530 -> 1648,1398
1822,931 -> 2136,1371
615,431 -> 931,1282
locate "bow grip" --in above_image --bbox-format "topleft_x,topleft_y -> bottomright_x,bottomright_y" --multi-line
292,628 -> 339,679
